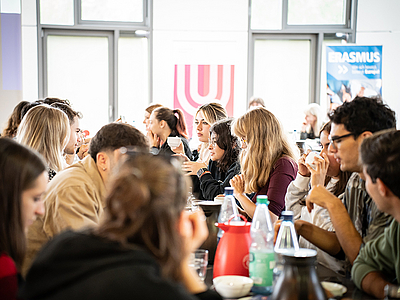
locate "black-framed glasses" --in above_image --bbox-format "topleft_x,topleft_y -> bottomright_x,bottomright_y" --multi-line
329,133 -> 354,149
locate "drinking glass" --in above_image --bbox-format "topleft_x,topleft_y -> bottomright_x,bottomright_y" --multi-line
189,249 -> 208,282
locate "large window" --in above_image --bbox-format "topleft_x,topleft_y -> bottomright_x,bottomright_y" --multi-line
249,0 -> 357,132
38,0 -> 150,134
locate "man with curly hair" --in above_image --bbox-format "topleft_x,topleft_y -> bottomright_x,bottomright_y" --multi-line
295,96 -> 396,274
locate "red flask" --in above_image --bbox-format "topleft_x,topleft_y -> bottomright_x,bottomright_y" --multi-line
213,216 -> 252,278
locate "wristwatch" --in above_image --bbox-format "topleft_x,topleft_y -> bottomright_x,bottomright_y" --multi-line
197,167 -> 209,178
384,284 -> 400,298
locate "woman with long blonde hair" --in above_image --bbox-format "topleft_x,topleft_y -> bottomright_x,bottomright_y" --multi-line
17,104 -> 70,181
230,108 -> 298,222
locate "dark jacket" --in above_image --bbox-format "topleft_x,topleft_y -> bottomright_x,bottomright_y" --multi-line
199,160 -> 240,200
20,231 -> 221,300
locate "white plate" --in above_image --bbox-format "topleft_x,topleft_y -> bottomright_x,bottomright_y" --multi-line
321,281 -> 347,297
194,200 -> 222,206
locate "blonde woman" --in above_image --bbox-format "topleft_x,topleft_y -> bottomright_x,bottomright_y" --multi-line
17,104 -> 70,181
230,108 -> 298,222
174,102 -> 227,163
176,103 -> 227,199
300,103 -> 324,140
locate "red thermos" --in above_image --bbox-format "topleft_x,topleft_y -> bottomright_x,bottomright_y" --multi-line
213,216 -> 251,278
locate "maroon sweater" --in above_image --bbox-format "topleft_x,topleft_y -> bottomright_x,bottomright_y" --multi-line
252,156 -> 298,217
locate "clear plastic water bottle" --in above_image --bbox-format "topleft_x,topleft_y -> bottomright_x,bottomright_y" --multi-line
273,211 -> 299,284
249,195 -> 275,295
292,129 -> 298,143
217,187 -> 240,239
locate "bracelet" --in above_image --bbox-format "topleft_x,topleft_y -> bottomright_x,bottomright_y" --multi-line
384,284 -> 400,299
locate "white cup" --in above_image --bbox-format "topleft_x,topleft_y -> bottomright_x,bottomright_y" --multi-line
167,136 -> 181,148
305,151 -> 323,170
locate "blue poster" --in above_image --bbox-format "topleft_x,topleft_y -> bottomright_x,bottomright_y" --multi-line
326,45 -> 382,110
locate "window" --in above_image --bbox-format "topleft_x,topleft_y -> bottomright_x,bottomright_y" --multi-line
38,0 -> 150,134
248,0 -> 357,132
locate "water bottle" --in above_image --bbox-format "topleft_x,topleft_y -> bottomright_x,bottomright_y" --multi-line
217,187 -> 240,239
249,195 -> 275,295
292,130 -> 298,143
273,211 -> 299,283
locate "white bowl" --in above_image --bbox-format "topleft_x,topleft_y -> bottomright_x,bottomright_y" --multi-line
321,281 -> 347,297
213,275 -> 253,298
214,195 -> 225,203
167,136 -> 181,148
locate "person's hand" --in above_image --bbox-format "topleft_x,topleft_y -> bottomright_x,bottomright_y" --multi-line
301,121 -> 308,132
298,150 -> 312,177
147,130 -> 160,148
179,209 -> 208,293
181,210 -> 209,256
306,185 -> 338,213
230,174 -> 245,197
182,161 -> 206,176
171,142 -> 184,155
308,152 -> 330,187
173,153 -> 190,162
77,144 -> 89,160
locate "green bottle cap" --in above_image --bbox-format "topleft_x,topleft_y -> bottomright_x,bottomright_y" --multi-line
256,195 -> 269,205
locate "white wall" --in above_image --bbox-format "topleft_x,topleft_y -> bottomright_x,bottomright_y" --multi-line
13,0 -> 400,132
356,0 -> 400,128
21,0 -> 38,101
152,0 -> 249,117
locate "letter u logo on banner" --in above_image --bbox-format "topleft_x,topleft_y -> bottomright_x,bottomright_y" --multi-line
174,64 -> 234,138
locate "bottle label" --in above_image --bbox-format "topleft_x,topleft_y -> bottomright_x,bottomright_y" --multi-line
249,251 -> 275,287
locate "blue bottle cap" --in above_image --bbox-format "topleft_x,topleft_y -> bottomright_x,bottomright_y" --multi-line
281,211 -> 294,221
225,187 -> 234,195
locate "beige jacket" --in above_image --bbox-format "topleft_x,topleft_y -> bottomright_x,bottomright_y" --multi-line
23,156 -> 106,275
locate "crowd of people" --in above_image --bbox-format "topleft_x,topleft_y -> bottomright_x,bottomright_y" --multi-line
0,95 -> 399,299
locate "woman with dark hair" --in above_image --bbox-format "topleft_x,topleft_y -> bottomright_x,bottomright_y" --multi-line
174,103 -> 227,200
285,121 -> 352,274
186,119 -> 240,200
0,138 -> 47,299
1,101 -> 30,138
21,153 -> 221,300
148,107 -> 192,158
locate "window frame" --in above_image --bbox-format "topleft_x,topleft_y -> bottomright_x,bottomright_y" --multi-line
37,0 -> 152,122
247,0 -> 358,106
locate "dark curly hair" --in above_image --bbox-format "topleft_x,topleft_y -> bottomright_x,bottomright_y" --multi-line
210,118 -> 240,172
361,129 -> 400,199
328,96 -> 396,138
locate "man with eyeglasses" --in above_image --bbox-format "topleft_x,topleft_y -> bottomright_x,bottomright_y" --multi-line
294,96 -> 396,275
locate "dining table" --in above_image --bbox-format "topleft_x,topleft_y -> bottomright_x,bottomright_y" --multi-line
196,200 -> 379,300
204,263 -> 378,300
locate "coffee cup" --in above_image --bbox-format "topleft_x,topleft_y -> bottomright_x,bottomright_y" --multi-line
167,137 -> 181,148
305,152 -> 323,170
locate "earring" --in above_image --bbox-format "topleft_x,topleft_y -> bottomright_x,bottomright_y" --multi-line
103,167 -> 106,171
